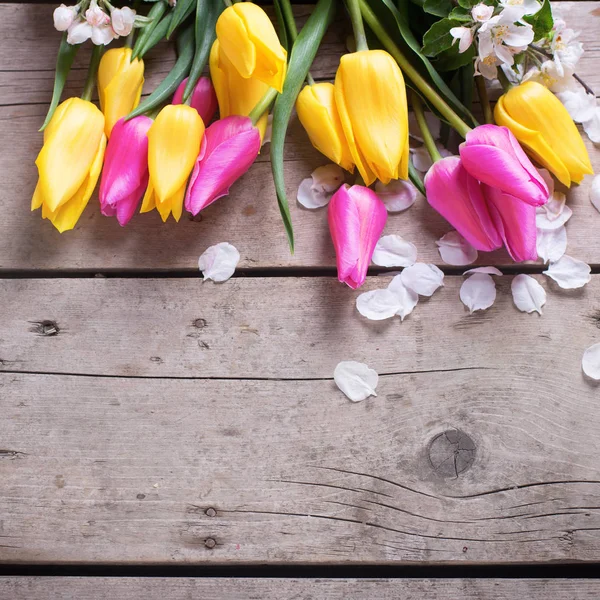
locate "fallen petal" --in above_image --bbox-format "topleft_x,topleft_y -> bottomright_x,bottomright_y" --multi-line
436,231 -> 478,266
297,177 -> 330,209
333,360 -> 379,402
591,175 -> 600,213
372,234 -> 417,267
511,274 -> 546,314
411,146 -> 433,172
356,288 -> 402,321
543,255 -> 591,289
387,274 -> 419,321
582,342 -> 600,381
540,191 -> 566,222
463,266 -> 503,276
460,272 -> 496,314
198,242 -> 240,282
374,180 -> 418,213
401,263 -> 444,296
535,203 -> 572,230
536,226 -> 567,264
312,164 -> 345,193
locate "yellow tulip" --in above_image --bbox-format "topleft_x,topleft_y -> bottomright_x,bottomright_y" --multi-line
216,2 -> 287,93
296,83 -> 354,173
494,81 -> 593,187
141,104 -> 204,222
209,40 -> 269,140
98,47 -> 144,138
334,50 -> 409,186
32,97 -> 106,233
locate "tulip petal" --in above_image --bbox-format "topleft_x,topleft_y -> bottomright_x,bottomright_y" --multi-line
173,76 -> 218,125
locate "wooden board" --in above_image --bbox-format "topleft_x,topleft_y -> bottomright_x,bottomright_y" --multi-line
1,276 -> 600,564
0,3 -> 598,271
1,578 -> 599,599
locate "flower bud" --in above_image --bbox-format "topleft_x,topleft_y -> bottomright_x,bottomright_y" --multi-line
111,6 -> 136,37
53,4 -> 77,31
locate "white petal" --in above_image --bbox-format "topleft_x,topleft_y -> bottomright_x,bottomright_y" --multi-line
198,242 -> 240,282
296,177 -> 330,209
463,266 -> 503,276
401,263 -> 444,297
356,289 -> 402,321
543,255 -> 591,289
334,361 -> 378,402
387,275 -> 419,321
582,343 -> 600,381
460,273 -> 497,314
536,226 -> 567,264
372,235 -> 417,267
511,274 -> 546,314
374,180 -> 419,213
590,174 -> 600,213
583,109 -> 600,144
411,146 -> 433,172
436,231 -> 478,266
556,88 -> 597,123
312,164 -> 345,194
535,203 -> 572,230
540,191 -> 566,221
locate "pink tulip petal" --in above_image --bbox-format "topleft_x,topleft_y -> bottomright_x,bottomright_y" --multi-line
425,156 -> 502,252
173,77 -> 218,125
328,184 -> 387,289
184,116 -> 261,215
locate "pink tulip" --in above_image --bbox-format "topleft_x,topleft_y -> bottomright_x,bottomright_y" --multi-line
328,184 -> 387,289
184,115 -> 261,215
459,124 -> 549,206
173,77 -> 218,125
99,115 -> 152,226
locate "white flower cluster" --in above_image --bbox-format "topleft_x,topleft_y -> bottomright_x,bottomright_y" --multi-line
450,0 -> 541,79
53,0 -> 136,46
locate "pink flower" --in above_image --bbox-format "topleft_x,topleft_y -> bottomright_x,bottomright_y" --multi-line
459,124 -> 549,206
99,116 -> 152,226
184,115 -> 261,215
85,0 -> 109,27
328,184 -> 388,289
173,77 -> 218,125
53,4 -> 77,31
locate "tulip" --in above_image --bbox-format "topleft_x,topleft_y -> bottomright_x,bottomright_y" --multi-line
494,81 -> 593,187
215,2 -> 287,93
459,124 -> 549,206
296,82 -> 354,173
141,104 -> 204,222
185,116 -> 261,215
99,116 -> 152,226
334,50 -> 409,186
328,184 -> 387,289
173,76 -> 218,125
98,47 -> 144,137
32,97 -> 106,233
209,40 -> 269,140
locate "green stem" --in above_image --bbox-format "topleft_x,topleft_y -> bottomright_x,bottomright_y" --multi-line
306,72 -> 316,86
497,68 -> 513,92
475,75 -> 493,125
412,92 -> 441,163
222,0 -> 232,5
347,0 -> 368,52
249,88 -> 279,124
279,0 -> 298,39
359,0 -> 471,137
81,44 -> 103,102
125,30 -> 135,48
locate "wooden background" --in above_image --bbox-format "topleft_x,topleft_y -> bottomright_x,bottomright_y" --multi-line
1,1 -> 600,597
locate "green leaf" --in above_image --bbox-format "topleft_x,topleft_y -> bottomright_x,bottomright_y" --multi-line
434,43 -> 475,71
40,34 -> 78,131
137,13 -> 174,58
422,18 -> 461,57
408,159 -> 426,197
524,0 -> 553,41
423,0 -> 452,18
183,0 -> 222,100
448,6 -> 472,22
457,0 -> 479,7
127,24 -> 195,120
271,0 -> 336,252
132,1 -> 167,59
167,0 -> 196,39
273,0 -> 289,50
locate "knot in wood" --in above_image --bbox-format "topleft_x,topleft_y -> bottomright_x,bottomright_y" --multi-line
193,318 -> 207,329
428,429 -> 476,478
204,537 -> 216,549
205,507 -> 217,517
30,320 -> 60,336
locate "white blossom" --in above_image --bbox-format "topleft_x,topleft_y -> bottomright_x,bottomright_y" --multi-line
472,3 -> 494,23
450,26 -> 474,54
53,4 -> 78,31
111,6 -> 136,37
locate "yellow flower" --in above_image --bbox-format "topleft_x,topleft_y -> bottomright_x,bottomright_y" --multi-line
98,47 -> 144,138
32,97 -> 106,233
141,104 -> 204,222
334,50 -> 409,186
494,81 -> 593,187
216,2 -> 287,93
209,40 -> 269,140
296,83 -> 354,172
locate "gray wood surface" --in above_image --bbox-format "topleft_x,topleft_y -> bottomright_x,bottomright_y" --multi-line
0,3 -> 598,271
0,578 -> 599,599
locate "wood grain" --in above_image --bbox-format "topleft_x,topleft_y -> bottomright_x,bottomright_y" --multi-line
1,578 -> 599,599
1,276 -> 600,564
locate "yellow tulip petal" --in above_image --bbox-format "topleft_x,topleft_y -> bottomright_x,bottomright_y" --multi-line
156,181 -> 187,223
147,104 -> 204,203
31,181 -> 44,210
216,6 -> 257,80
140,181 -> 156,213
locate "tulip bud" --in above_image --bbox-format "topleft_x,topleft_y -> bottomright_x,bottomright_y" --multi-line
494,81 -> 594,187
296,83 -> 354,173
328,184 -> 387,289
459,124 -> 549,206
173,77 -> 218,125
53,4 -> 77,31
32,97 -> 106,232
98,47 -> 144,137
216,2 -> 287,93
141,104 -> 205,222
99,116 -> 152,226
334,50 -> 409,186
185,116 -> 261,215
111,6 -> 136,37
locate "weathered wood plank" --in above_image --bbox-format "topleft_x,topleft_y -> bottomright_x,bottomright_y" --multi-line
1,276 -> 600,564
1,578 -> 599,599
